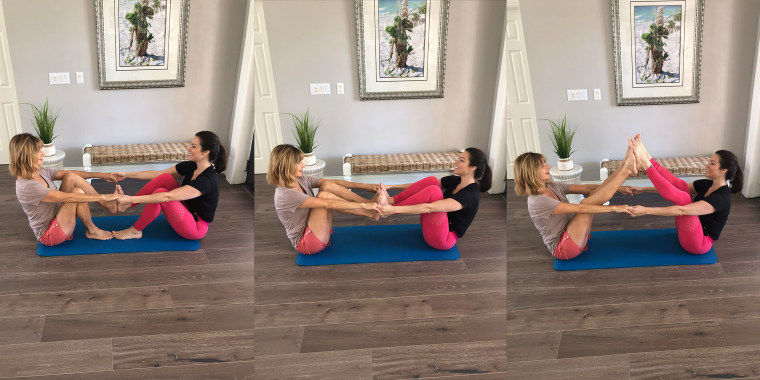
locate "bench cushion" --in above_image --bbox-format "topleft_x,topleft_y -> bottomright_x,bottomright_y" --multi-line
603,155 -> 710,178
84,143 -> 188,165
344,151 -> 458,174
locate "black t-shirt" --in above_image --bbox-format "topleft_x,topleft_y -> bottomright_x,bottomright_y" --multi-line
692,179 -> 731,240
175,161 -> 220,223
441,175 -> 480,237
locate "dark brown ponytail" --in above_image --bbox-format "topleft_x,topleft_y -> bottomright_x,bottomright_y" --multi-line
196,131 -> 228,173
465,147 -> 492,193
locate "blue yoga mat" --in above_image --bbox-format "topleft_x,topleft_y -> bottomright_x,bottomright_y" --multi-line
36,215 -> 201,256
553,228 -> 717,271
296,224 -> 460,266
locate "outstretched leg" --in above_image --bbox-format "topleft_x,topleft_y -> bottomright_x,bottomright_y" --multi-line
390,176 -> 440,205
318,181 -> 374,203
632,134 -> 712,254
562,138 -> 638,250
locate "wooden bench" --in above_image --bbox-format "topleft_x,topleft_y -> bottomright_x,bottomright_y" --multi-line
342,150 -> 461,176
600,155 -> 710,181
82,142 -> 189,172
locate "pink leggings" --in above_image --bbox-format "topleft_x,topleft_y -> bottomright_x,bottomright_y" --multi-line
132,173 -> 209,240
392,176 -> 458,250
645,159 -> 713,254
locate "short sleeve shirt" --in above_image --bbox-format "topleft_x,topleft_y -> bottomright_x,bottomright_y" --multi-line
175,161 -> 220,223
692,179 -> 731,240
527,181 -> 573,254
16,168 -> 59,239
440,176 -> 480,237
274,175 -> 322,248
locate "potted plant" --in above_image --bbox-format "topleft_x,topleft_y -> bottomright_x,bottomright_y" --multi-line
24,99 -> 60,156
284,109 -> 320,166
542,114 -> 576,171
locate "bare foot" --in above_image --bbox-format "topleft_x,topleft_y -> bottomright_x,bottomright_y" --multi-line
116,186 -> 131,213
376,183 -> 390,206
620,138 -> 638,176
365,209 -> 380,221
86,228 -> 113,240
632,134 -> 652,170
113,226 -> 142,240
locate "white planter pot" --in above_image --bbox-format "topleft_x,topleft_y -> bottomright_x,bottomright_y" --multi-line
302,152 -> 316,166
41,143 -> 56,157
557,157 -> 573,171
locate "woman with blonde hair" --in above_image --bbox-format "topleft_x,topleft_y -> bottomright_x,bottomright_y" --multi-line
514,139 -> 637,260
268,144 -> 381,255
10,133 -> 119,246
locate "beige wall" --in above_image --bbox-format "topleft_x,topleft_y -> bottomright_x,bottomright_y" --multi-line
3,0 -> 247,167
263,0 -> 506,176
520,0 -> 760,180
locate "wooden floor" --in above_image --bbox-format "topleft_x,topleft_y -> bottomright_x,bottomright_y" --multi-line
253,174 -> 506,379
506,179 -> 760,379
0,165 -> 255,378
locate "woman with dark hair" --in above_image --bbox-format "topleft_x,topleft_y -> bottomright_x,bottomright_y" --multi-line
112,131 -> 228,240
628,134 -> 743,254
377,148 -> 494,250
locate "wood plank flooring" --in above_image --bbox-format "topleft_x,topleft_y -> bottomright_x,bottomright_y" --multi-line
0,166 -> 254,378
506,179 -> 760,379
253,174 -> 507,379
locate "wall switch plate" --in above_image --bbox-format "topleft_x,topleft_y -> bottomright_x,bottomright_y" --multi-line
593,88 -> 601,100
310,83 -> 331,95
49,72 -> 70,85
76,72 -> 84,84
336,82 -> 344,94
567,89 -> 588,101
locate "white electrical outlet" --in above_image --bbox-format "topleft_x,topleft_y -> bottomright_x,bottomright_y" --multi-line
309,83 -> 331,95
337,82 -> 344,94
567,89 -> 588,101
49,72 -> 71,85
593,89 -> 601,100
76,72 -> 84,84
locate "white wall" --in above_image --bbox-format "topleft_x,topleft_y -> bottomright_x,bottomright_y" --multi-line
3,0 -> 247,167
263,0 -> 506,176
520,0 -> 760,180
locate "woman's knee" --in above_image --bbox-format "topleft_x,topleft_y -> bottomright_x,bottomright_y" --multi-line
71,187 -> 86,194
316,190 -> 337,199
152,187 -> 169,194
423,185 -> 444,201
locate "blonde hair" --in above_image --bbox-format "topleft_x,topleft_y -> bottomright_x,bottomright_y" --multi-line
266,144 -> 303,187
9,133 -> 42,179
514,152 -> 546,196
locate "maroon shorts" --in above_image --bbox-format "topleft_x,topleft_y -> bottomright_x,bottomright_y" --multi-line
296,226 -> 332,255
39,217 -> 73,247
553,231 -> 590,260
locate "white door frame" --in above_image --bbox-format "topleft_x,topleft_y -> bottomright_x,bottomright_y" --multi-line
743,11 -> 760,198
505,0 -> 541,179
225,0 -> 256,184
487,4 -> 508,194
0,1 -> 22,165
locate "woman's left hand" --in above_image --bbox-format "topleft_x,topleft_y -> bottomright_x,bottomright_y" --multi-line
628,205 -> 647,217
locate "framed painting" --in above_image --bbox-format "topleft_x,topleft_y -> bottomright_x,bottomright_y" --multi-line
611,0 -> 704,105
355,0 -> 450,100
96,0 -> 190,89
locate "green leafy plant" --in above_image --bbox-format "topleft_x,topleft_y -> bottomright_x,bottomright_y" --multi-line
284,110 -> 320,154
126,0 -> 156,58
542,114 -> 576,159
24,99 -> 59,144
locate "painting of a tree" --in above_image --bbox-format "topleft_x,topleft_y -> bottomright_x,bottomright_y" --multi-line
377,0 -> 427,78
118,0 -> 168,67
635,5 -> 682,84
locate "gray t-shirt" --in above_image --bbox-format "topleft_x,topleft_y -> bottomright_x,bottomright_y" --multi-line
527,181 -> 573,254
274,175 -> 322,249
16,168 -> 59,239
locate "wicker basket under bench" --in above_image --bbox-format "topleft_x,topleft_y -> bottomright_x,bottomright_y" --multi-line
600,155 -> 711,181
82,142 -> 189,171
342,150 -> 461,176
